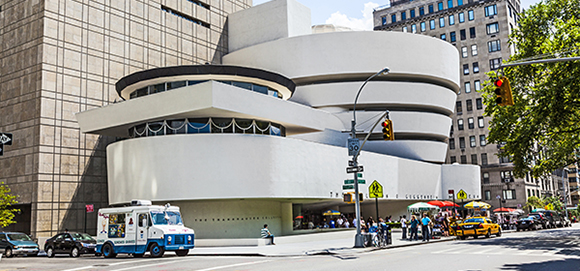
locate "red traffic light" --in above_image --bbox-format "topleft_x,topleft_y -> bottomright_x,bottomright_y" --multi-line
494,79 -> 503,87
381,121 -> 387,127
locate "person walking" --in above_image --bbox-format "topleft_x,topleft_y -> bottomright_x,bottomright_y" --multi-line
409,215 -> 419,241
261,224 -> 275,245
421,213 -> 432,242
400,215 -> 408,240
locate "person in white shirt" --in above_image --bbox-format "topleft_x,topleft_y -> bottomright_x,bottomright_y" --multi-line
401,215 -> 408,240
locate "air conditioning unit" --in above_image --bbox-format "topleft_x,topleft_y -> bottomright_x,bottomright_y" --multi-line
131,199 -> 152,206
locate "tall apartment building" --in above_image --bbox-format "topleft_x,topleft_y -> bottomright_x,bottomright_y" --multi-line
0,0 -> 251,237
372,0 -> 559,210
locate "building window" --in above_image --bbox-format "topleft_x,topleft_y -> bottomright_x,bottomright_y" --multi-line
430,19 -> 436,29
503,189 -> 516,200
466,99 -> 473,111
456,101 -> 463,114
449,138 -> 455,149
490,58 -> 502,70
487,22 -> 499,34
438,2 -> 444,11
485,190 -> 491,200
471,154 -> 478,164
509,6 -> 512,17
429,4 -> 434,13
468,10 -> 474,21
412,24 -> 417,33
450,156 -> 457,163
488,40 -> 501,52
527,189 -> 531,197
420,7 -> 425,16
480,134 -> 486,146
471,44 -> 478,56
458,0 -> 463,5
463,64 -> 469,75
382,17 -> 387,25
403,26 -> 408,32
450,31 -> 456,42
468,117 -> 474,129
469,27 -> 476,38
501,171 -> 514,181
459,12 -> 465,23
473,62 -> 479,73
410,9 -> 416,18
478,116 -> 484,127
474,80 -> 481,91
401,11 -> 407,20
449,15 -> 455,25
421,22 -> 426,32
465,82 -> 471,93
481,153 -> 488,165
476,99 -> 483,110
459,137 -> 466,148
470,136 -> 476,147
440,33 -> 446,41
485,4 -> 497,17
499,154 -> 512,164
460,155 -> 467,164
483,172 -> 490,183
439,17 -> 445,28
461,46 -> 468,57
392,14 -> 397,23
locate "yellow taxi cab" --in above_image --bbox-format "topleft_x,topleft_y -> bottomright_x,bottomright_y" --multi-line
455,216 -> 501,240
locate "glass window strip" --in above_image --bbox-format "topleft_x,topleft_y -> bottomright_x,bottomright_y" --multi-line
128,80 -> 281,100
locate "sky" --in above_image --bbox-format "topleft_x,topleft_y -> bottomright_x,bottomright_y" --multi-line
252,0 -> 543,30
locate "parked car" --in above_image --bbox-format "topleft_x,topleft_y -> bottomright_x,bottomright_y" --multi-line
0,232 -> 40,257
455,217 -> 501,240
44,232 -> 97,257
562,216 -> 572,227
516,216 -> 542,231
528,213 -> 552,229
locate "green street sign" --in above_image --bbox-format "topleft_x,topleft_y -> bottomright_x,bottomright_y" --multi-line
357,173 -> 363,178
344,179 -> 354,184
358,179 -> 366,184
343,185 -> 354,190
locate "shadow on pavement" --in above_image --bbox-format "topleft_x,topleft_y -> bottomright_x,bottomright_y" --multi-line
500,258 -> 580,271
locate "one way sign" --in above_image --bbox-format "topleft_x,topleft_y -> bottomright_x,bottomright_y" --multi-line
0,133 -> 12,145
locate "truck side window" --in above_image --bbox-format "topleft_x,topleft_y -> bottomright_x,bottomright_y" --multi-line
108,213 -> 127,238
138,214 -> 148,227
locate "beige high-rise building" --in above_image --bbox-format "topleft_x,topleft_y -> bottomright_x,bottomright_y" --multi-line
0,0 -> 251,237
372,0 -> 563,210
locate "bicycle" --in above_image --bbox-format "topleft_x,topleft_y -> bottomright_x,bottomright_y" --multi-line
372,228 -> 388,247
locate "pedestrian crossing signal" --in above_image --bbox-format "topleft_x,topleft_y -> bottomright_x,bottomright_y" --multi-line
381,119 -> 394,141
343,192 -> 363,204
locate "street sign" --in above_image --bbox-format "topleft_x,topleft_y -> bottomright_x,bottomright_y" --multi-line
347,138 -> 360,156
369,180 -> 383,198
346,166 -> 363,173
343,185 -> 354,190
357,173 -> 363,178
348,160 -> 355,167
85,204 -> 94,213
0,133 -> 12,145
344,179 -> 354,184
496,195 -> 501,199
457,189 -> 467,200
448,189 -> 454,194
358,179 -> 365,184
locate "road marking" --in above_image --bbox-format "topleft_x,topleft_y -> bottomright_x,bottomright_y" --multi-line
62,256 -> 191,271
194,259 -> 273,271
471,248 -> 496,255
111,258 -> 195,271
432,247 -> 464,254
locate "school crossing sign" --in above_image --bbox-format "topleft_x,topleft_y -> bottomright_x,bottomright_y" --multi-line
369,180 -> 383,198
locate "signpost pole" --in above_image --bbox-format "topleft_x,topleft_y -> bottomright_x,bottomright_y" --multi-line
375,198 -> 379,221
84,205 -> 87,233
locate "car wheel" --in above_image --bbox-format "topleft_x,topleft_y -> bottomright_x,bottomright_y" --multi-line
5,247 -> 14,258
486,230 -> 491,238
102,243 -> 117,258
175,249 -> 189,257
149,243 -> 165,258
46,247 -> 55,258
70,247 -> 80,258
459,236 -> 466,240
496,229 -> 502,237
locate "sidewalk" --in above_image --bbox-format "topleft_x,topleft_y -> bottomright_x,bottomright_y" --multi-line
190,229 -> 457,257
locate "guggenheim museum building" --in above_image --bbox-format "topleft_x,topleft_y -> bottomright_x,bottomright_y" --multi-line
76,0 -> 480,239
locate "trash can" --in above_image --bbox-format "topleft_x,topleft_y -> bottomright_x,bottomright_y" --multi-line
386,226 -> 392,245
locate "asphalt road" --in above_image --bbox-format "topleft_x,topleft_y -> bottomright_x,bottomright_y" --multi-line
1,226 -> 579,271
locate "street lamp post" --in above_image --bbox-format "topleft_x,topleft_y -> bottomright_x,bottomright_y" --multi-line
350,67 -> 390,248
562,168 -> 569,218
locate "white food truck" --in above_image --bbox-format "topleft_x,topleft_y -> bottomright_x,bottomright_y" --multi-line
96,200 -> 194,258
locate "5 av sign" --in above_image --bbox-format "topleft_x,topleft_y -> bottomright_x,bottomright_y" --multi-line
0,133 -> 13,156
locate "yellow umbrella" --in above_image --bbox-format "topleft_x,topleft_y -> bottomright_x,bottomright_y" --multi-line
464,201 -> 491,209
323,209 -> 341,216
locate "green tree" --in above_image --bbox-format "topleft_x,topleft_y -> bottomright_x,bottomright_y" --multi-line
0,182 -> 19,227
543,196 -> 564,212
480,0 -> 580,178
524,196 -> 545,211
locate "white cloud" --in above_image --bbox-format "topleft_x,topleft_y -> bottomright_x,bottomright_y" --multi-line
325,2 -> 380,31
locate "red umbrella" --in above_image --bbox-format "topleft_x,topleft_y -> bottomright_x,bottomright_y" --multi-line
493,207 -> 516,213
428,200 -> 459,207
294,215 -> 304,219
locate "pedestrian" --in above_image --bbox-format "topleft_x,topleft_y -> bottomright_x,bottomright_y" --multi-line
261,224 -> 275,245
421,213 -> 432,242
401,215 -> 408,240
330,219 -> 336,228
337,216 -> 344,227
344,219 -> 350,228
409,215 -> 419,241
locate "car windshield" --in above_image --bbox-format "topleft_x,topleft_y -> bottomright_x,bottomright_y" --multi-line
523,216 -> 535,220
71,233 -> 94,241
150,211 -> 183,225
463,218 -> 485,223
7,233 -> 32,241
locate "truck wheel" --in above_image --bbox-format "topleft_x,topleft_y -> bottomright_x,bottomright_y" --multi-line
175,249 -> 189,257
149,243 -> 165,258
102,243 -> 117,258
46,247 -> 55,258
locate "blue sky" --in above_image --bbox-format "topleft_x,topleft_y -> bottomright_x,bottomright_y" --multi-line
252,0 -> 543,30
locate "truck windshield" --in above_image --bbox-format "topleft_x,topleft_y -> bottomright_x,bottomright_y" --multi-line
150,211 -> 183,225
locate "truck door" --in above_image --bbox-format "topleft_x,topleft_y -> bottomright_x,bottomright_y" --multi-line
136,213 -> 149,251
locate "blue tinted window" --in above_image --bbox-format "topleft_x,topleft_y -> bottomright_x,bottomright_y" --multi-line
439,17 -> 445,27
421,22 -> 426,32
382,16 -> 387,25
447,0 -> 453,8
468,10 -> 474,20
419,7 -> 425,15
430,20 -> 435,29
449,15 -> 455,25
450,32 -> 456,42
410,9 -> 415,18
438,2 -> 443,10
459,12 -> 465,22
401,11 -> 406,20
457,0 -> 463,5
440,34 -> 446,41
392,14 -> 397,23
429,5 -> 434,13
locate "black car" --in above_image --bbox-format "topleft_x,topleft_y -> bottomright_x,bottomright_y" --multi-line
44,232 -> 97,257
528,213 -> 552,229
516,216 -> 541,231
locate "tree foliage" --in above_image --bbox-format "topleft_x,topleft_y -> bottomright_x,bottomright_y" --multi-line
480,0 -> 580,178
0,182 -> 19,228
524,196 -> 564,212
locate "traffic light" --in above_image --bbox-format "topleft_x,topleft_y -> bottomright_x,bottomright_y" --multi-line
494,76 -> 514,106
343,192 -> 363,204
381,119 -> 394,141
